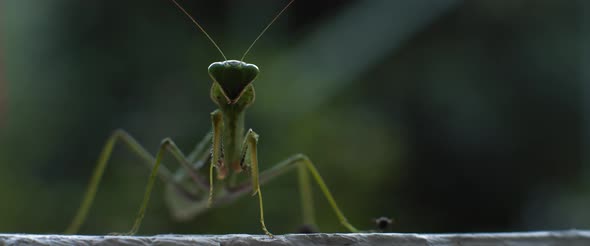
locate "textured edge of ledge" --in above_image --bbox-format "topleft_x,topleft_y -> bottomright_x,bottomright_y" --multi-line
1,230 -> 589,246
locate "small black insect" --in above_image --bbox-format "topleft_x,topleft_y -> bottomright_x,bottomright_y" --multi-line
374,217 -> 393,232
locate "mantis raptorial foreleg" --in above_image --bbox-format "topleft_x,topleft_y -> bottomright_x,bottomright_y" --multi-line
208,109 -> 224,207
242,128 -> 272,236
65,129 -> 211,234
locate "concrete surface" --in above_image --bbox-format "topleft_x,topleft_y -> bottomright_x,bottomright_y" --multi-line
1,230 -> 589,246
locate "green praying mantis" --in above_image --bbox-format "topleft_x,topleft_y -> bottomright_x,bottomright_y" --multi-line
64,0 -> 359,237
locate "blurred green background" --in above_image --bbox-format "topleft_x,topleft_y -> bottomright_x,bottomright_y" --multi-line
1,0 -> 590,235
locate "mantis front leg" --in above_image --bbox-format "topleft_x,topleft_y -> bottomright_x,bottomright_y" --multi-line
208,109 -> 224,207
242,128 -> 272,237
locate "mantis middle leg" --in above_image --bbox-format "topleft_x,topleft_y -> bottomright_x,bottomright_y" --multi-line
65,129 -> 211,234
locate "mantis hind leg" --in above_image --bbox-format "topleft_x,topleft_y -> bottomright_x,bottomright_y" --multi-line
242,153 -> 359,233
242,129 -> 357,236
65,129 -> 209,234
292,154 -> 358,232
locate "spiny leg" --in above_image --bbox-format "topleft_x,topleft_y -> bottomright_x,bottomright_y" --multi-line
242,129 -> 273,237
65,129 -> 208,234
208,109 -> 224,207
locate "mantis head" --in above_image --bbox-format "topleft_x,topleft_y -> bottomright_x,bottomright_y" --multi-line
208,60 -> 259,104
167,0 -> 292,105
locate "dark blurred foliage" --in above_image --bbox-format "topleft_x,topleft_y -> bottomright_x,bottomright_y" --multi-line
1,0 -> 590,235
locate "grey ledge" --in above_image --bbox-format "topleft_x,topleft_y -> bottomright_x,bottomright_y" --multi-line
1,231 -> 589,246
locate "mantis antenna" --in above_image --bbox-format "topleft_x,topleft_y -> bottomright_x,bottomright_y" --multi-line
241,0 -> 295,61
168,0 -> 227,61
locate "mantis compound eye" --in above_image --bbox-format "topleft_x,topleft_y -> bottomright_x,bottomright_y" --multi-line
208,60 -> 259,102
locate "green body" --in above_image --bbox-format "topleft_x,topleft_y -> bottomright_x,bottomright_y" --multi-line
209,60 -> 257,177
65,0 -> 361,237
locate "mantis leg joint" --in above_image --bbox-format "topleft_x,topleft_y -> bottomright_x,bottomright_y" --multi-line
293,153 -> 310,161
160,138 -> 174,146
111,129 -> 129,138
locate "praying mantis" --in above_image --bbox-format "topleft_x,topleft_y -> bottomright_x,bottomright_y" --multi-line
64,0 -> 359,237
